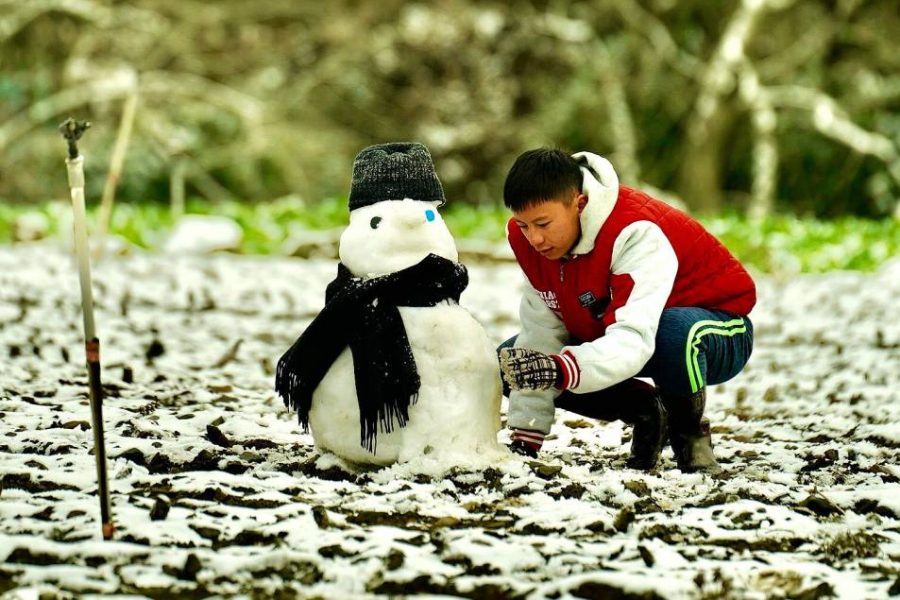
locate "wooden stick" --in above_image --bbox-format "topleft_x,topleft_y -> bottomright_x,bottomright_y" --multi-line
170,154 -> 187,220
96,91 -> 139,258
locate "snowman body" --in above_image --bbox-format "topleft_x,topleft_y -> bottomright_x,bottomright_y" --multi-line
308,199 -> 502,465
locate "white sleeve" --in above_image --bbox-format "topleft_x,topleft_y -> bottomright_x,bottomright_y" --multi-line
562,221 -> 678,393
514,283 -> 569,354
507,282 -> 567,435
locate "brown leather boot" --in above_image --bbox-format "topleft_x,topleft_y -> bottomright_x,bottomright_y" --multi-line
662,388 -> 721,474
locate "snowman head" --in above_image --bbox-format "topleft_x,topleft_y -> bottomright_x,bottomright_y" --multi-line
340,199 -> 458,277
339,142 -> 458,277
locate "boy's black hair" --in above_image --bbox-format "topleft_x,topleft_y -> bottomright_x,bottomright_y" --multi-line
503,148 -> 583,211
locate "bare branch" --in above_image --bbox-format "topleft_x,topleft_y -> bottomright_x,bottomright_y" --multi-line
0,74 -> 136,152
139,71 -> 263,125
534,13 -> 641,183
593,40 -> 641,184
768,86 -> 897,163
688,0 -> 796,143
756,19 -> 834,81
738,62 -> 779,220
0,69 -> 261,154
0,0 -> 112,42
96,91 -> 139,256
612,0 -> 702,78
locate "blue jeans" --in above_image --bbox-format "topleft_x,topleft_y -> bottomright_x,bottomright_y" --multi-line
500,307 -> 754,404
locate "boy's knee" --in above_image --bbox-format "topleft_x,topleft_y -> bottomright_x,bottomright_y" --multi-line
653,309 -> 694,357
641,309 -> 703,395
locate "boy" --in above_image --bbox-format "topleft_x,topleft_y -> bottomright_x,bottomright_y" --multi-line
498,149 -> 755,473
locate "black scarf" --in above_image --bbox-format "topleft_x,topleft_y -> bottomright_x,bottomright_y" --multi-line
276,253 -> 468,453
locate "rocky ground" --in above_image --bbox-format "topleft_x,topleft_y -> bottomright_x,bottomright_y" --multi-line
1,244 -> 899,599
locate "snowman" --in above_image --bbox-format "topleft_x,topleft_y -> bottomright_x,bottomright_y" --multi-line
276,143 -> 503,467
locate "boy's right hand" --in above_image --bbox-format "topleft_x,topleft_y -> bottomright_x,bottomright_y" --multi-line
499,347 -> 561,391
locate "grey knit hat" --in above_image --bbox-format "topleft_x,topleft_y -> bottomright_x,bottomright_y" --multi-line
348,142 -> 446,211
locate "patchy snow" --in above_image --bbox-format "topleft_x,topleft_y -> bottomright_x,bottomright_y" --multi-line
163,215 -> 243,254
1,244 -> 899,599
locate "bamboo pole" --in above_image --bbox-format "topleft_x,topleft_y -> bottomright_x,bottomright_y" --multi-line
58,118 -> 114,541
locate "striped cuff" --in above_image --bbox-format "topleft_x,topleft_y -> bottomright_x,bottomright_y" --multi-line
511,428 -> 545,451
551,350 -> 581,390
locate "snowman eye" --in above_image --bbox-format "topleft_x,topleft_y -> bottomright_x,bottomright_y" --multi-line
370,216 -> 382,229
425,209 -> 435,222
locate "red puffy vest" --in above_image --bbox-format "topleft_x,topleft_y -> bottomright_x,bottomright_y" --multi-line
508,186 -> 756,344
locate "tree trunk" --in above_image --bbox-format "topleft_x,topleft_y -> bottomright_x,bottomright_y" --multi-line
677,109 -> 735,214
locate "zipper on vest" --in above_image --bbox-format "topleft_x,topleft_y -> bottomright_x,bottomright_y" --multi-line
559,263 -> 565,282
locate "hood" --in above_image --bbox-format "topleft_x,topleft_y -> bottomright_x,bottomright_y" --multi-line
569,152 -> 620,256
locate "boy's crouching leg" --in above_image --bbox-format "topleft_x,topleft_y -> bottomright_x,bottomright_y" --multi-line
662,387 -> 721,474
556,379 -> 667,471
624,391 -> 668,471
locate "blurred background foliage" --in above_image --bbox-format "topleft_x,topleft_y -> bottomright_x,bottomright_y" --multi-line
1,198 -> 897,274
1,0 -> 899,225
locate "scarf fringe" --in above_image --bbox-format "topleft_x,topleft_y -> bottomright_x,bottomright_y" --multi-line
360,392 -> 419,454
275,357 -> 311,432
278,350 -> 422,450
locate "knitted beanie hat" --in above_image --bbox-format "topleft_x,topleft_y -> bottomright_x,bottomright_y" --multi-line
348,142 -> 446,211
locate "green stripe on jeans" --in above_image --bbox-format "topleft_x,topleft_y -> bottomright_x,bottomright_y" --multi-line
685,318 -> 747,393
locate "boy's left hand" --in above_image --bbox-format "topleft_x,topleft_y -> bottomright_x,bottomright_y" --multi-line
499,347 -> 561,391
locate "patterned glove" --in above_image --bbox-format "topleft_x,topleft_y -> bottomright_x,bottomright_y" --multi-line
499,347 -> 562,391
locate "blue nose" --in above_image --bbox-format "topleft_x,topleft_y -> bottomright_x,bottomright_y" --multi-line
425,209 -> 435,222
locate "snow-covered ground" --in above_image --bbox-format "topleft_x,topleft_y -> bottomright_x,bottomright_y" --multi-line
1,244 -> 899,599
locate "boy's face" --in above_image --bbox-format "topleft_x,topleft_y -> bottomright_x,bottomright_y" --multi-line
512,190 -> 587,260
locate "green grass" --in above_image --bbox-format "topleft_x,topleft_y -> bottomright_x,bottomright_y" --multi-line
2,198 -> 898,273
